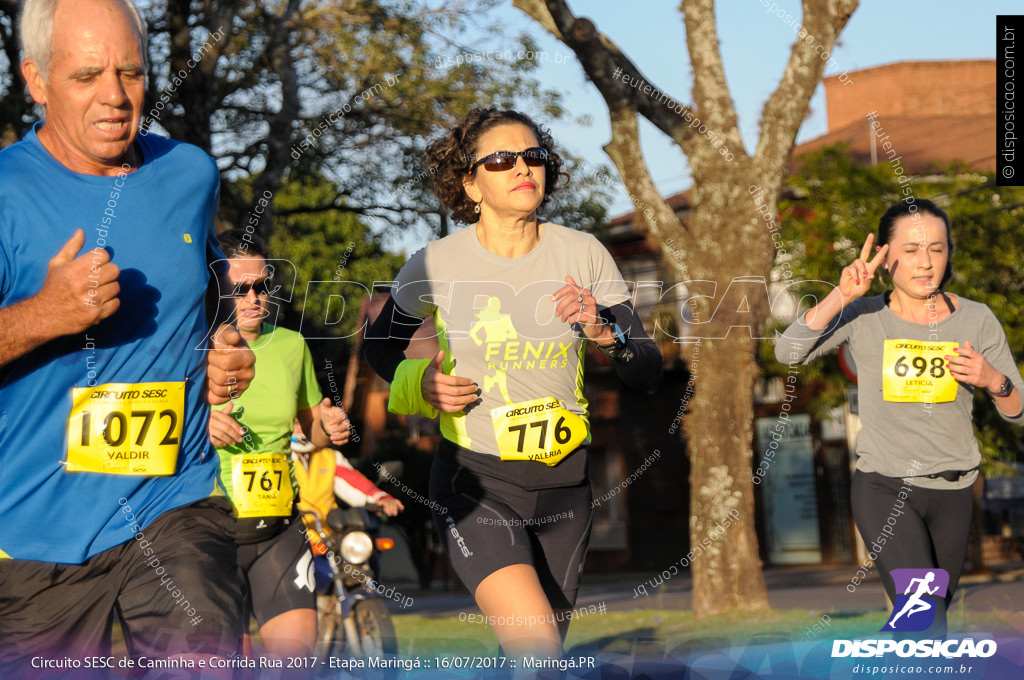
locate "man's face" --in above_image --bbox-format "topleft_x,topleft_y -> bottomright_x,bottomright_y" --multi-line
22,0 -> 145,175
227,256 -> 271,335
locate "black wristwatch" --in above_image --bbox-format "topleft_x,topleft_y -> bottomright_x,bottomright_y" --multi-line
987,374 -> 1015,398
596,323 -> 628,359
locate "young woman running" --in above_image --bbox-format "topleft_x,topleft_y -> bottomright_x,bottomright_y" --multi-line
776,199 -> 1023,636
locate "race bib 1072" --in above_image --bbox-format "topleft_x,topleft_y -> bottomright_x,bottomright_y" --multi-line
66,382 -> 184,475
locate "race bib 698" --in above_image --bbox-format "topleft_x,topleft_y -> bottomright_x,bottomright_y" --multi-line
882,340 -> 959,403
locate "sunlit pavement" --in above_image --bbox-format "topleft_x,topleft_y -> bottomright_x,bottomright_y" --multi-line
387,560 -> 1024,618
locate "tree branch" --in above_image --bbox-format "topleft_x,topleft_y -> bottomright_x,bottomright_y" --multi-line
682,0 -> 746,162
275,196 -> 431,228
514,0 -> 694,149
515,0 -> 702,274
602,108 -> 696,274
754,0 -> 858,180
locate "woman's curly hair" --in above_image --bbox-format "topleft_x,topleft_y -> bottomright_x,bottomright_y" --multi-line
424,107 -> 567,224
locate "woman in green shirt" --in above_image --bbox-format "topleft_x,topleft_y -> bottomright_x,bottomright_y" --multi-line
209,229 -> 350,659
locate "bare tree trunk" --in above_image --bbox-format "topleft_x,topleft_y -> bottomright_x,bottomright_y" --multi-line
252,0 -> 303,239
683,176 -> 774,614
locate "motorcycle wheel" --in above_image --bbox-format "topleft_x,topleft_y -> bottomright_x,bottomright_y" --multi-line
354,598 -> 398,657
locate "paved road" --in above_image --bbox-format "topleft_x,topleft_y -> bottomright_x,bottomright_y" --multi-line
391,562 -> 1024,621
378,564 -> 1024,677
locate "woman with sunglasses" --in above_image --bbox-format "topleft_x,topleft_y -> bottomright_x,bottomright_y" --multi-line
775,199 -> 1024,637
207,229 -> 352,661
364,107 -> 662,660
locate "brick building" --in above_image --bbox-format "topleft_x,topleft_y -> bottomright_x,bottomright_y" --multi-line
798,59 -> 996,172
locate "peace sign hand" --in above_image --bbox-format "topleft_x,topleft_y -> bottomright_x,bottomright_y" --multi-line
837,234 -> 889,305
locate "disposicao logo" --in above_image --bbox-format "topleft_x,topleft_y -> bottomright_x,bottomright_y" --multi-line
830,638 -> 996,659
832,568 -> 997,659
881,568 -> 949,632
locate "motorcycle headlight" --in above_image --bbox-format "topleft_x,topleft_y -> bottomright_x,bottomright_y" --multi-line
339,530 -> 373,564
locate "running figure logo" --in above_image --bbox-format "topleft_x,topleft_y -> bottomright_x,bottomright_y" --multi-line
881,568 -> 949,632
471,297 -> 517,404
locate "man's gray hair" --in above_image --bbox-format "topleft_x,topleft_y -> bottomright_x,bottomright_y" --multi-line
20,0 -> 149,82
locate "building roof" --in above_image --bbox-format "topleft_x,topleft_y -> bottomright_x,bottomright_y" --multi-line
792,114 -> 996,174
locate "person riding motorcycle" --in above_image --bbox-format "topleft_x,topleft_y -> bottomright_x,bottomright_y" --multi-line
291,430 -> 404,658
291,430 -> 403,545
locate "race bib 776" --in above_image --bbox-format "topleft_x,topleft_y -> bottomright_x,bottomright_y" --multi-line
491,396 -> 587,466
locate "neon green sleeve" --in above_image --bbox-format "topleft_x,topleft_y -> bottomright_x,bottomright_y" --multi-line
298,338 -> 322,410
387,358 -> 439,418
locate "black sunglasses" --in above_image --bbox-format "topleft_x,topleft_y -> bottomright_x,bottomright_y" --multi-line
228,278 -> 271,298
468,147 -> 549,173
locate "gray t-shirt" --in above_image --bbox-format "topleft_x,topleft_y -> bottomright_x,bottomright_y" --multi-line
392,223 -> 633,458
775,294 -> 1024,489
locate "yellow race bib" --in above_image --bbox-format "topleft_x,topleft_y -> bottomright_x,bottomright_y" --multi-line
231,453 -> 294,518
491,397 -> 587,466
882,340 -> 959,403
66,382 -> 184,475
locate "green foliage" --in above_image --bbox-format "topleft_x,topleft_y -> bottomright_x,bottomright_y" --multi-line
0,0 -> 607,241
239,172 -> 404,347
770,144 -> 1024,469
0,0 -> 33,141
259,1 -> 567,217
540,154 -> 614,235
392,608 -> 1003,657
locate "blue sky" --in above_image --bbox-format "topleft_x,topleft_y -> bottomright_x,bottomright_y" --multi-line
487,0 -> 1013,217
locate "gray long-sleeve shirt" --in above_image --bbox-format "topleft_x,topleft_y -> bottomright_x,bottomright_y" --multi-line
387,222 -> 661,460
775,294 -> 1024,489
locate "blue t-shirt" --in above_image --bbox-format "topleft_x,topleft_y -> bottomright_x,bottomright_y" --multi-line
0,124 -> 223,563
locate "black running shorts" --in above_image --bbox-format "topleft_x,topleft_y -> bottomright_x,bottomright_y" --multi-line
429,440 -> 593,610
236,516 -> 316,626
0,497 -> 242,671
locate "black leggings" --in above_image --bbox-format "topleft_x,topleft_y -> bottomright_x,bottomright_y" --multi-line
851,471 -> 973,637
